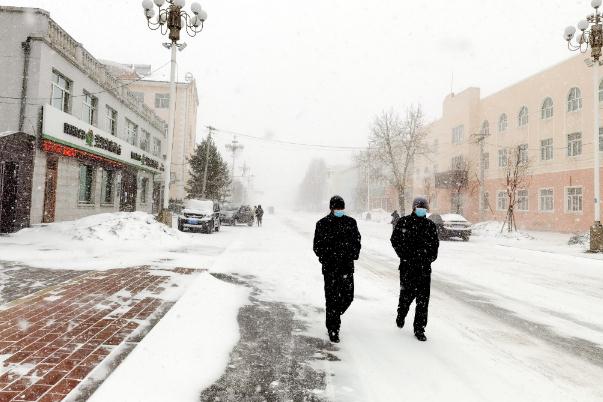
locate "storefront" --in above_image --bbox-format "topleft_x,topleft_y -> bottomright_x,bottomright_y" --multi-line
36,105 -> 165,223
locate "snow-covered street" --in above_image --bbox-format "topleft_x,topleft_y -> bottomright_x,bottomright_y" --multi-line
1,212 -> 602,401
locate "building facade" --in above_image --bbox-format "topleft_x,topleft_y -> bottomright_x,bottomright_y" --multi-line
103,62 -> 199,202
0,7 -> 167,231
411,54 -> 603,233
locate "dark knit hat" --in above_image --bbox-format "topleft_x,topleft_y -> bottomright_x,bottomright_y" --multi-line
412,196 -> 429,209
329,195 -> 345,210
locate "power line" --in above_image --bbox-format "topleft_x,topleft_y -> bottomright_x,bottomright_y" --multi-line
211,127 -> 368,151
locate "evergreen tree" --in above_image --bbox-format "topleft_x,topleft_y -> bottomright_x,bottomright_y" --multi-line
186,137 -> 231,201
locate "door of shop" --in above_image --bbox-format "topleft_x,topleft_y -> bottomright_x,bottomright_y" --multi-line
42,157 -> 58,223
120,170 -> 137,212
0,162 -> 18,233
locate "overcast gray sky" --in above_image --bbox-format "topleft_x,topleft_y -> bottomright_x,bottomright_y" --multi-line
5,0 -> 589,207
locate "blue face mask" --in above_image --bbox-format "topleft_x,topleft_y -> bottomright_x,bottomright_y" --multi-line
334,210 -> 345,218
415,208 -> 427,217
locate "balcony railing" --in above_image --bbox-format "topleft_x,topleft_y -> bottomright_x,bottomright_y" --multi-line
46,19 -> 167,134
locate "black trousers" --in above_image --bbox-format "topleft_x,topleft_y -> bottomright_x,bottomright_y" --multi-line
397,271 -> 431,333
323,269 -> 354,333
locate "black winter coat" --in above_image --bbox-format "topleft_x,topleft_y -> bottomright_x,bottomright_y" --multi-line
313,214 -> 362,272
390,213 -> 439,274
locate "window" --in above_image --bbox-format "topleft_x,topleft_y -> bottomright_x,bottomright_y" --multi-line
482,152 -> 489,170
518,144 -> 529,164
126,120 -> 138,146
140,177 -> 149,204
541,97 -> 554,119
140,130 -> 151,152
152,138 -> 162,157
51,70 -> 71,113
497,191 -> 507,211
567,87 -> 582,112
541,138 -> 553,161
82,92 -> 98,126
517,189 -> 529,211
100,169 -> 115,204
567,132 -> 582,157
155,93 -> 170,109
539,188 -> 554,212
600,128 -> 603,152
481,191 -> 490,211
481,120 -> 490,136
131,91 -> 145,103
566,187 -> 583,212
498,113 -> 508,132
599,80 -> 603,102
106,106 -> 117,136
452,125 -> 464,144
498,148 -> 508,167
451,155 -> 465,170
518,106 -> 529,127
78,164 -> 95,204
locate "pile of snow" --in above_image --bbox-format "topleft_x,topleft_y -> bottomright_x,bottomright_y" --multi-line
471,221 -> 534,240
13,212 -> 185,243
568,232 -> 589,246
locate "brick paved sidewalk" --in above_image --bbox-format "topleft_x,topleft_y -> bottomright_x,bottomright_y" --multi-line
0,267 -> 202,402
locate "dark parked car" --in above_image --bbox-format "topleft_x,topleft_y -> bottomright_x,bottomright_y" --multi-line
177,199 -> 221,233
220,203 -> 240,226
236,205 -> 255,226
428,213 -> 472,241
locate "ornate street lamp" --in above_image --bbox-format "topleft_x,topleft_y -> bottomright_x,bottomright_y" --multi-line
142,0 -> 207,223
564,0 -> 603,252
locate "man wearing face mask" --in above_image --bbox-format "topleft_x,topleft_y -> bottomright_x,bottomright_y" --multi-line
390,196 -> 439,342
313,195 -> 361,343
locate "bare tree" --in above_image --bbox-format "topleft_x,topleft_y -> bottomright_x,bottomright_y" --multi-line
501,146 -> 532,233
353,148 -> 386,211
369,106 -> 429,215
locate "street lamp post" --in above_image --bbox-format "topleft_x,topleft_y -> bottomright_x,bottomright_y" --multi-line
142,0 -> 208,224
564,0 -> 603,252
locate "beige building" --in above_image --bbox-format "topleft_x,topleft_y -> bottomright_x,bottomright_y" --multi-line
411,53 -> 603,233
105,62 -> 199,202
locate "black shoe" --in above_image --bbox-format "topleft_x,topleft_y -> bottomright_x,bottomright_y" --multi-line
414,332 -> 427,342
328,331 -> 340,343
396,316 -> 404,328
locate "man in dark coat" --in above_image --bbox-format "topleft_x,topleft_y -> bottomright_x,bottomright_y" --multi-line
255,205 -> 264,226
390,197 -> 439,341
313,195 -> 361,343
391,210 -> 400,228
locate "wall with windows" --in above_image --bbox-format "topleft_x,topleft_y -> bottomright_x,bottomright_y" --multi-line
410,52 -> 602,232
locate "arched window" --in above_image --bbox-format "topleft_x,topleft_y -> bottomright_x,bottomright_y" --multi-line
498,114 -> 508,132
541,97 -> 554,119
518,106 -> 529,127
567,87 -> 582,112
481,120 -> 490,136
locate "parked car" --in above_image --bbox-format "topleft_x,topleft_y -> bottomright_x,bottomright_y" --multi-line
428,213 -> 472,241
177,199 -> 221,233
236,205 -> 255,226
220,203 -> 240,226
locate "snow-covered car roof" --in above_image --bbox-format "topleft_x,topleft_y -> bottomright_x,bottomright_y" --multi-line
439,213 -> 469,222
183,199 -> 214,213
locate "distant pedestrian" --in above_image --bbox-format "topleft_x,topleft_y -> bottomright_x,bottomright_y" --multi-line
390,197 -> 439,342
255,205 -> 264,226
313,196 -> 361,343
391,210 -> 400,228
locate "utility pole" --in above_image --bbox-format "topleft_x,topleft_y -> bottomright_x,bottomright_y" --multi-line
225,137 -> 244,200
473,132 -> 487,222
201,126 -> 215,199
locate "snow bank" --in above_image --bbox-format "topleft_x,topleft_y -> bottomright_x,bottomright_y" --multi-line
0,212 -> 234,270
471,221 -> 534,240
89,272 -> 250,402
